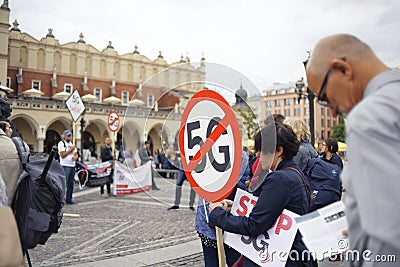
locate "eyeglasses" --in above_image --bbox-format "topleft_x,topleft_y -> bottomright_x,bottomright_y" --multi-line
317,57 -> 346,108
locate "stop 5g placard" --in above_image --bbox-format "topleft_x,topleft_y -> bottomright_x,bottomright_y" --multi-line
179,90 -> 241,202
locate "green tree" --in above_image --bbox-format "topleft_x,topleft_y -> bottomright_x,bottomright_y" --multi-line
237,108 -> 259,139
331,117 -> 345,142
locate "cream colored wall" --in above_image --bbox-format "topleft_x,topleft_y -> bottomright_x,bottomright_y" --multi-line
7,32 -> 205,86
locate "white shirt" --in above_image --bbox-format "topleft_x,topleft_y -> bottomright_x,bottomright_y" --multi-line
58,140 -> 77,167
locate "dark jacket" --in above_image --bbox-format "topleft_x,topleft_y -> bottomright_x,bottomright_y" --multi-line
209,160 -> 313,267
100,145 -> 113,162
327,153 -> 343,170
294,142 -> 318,171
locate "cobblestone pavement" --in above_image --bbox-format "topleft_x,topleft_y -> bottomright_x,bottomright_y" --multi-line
29,176 -> 203,266
28,175 -> 348,267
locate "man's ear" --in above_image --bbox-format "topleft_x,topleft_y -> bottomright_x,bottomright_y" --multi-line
331,58 -> 352,79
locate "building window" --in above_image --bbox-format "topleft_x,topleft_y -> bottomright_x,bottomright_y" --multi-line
275,109 -> 281,114
285,109 -> 291,117
321,130 -> 325,139
275,99 -> 281,107
305,107 -> 309,115
285,98 -> 291,106
321,107 -> 325,116
321,118 -> 325,127
64,83 -> 73,94
328,131 -> 331,138
333,120 -> 337,127
266,100 -> 273,108
305,97 -> 309,104
6,77 -> 11,88
295,108 -> 301,116
32,80 -> 41,90
147,94 -> 154,107
94,88 -> 102,102
327,109 -> 331,117
305,119 -> 309,126
122,91 -> 129,105
327,120 -> 331,128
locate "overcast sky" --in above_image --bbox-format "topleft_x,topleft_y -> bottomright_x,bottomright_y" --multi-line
9,0 -> 400,94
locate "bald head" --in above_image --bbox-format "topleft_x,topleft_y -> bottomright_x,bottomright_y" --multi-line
306,34 -> 389,117
307,34 -> 374,77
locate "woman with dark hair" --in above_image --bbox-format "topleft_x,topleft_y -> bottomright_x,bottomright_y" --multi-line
209,123 -> 313,267
322,138 -> 343,170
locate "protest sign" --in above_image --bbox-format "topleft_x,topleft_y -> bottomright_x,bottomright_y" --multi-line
113,161 -> 152,195
224,189 -> 299,267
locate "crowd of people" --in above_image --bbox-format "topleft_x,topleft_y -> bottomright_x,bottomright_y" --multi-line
1,33 -> 399,267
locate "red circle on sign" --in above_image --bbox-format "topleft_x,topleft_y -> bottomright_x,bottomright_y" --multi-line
179,90 -> 242,202
108,111 -> 120,132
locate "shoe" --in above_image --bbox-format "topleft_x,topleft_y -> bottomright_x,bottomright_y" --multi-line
167,205 -> 179,211
153,187 -> 160,190
66,200 -> 77,205
189,207 -> 195,211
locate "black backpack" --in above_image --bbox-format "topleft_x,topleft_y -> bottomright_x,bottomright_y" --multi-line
11,137 -> 66,266
303,158 -> 342,212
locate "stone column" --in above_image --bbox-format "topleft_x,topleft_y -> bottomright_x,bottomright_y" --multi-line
37,125 -> 46,153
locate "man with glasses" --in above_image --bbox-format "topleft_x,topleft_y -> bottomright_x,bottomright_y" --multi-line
306,34 -> 399,266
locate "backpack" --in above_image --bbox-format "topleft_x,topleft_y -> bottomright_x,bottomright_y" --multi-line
11,137 -> 66,265
54,140 -> 66,162
303,157 -> 342,212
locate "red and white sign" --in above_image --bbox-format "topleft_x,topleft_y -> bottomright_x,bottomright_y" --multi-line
66,89 -> 85,122
179,90 -> 242,202
224,189 -> 299,267
108,110 -> 120,132
112,161 -> 152,195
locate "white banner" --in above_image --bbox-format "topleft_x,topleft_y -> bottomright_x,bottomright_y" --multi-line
113,161 -> 152,195
224,189 -> 299,267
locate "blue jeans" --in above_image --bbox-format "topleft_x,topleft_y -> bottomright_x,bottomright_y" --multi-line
63,166 -> 75,202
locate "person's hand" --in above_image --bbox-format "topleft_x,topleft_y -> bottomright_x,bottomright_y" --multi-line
222,199 -> 233,211
209,200 -> 232,212
209,202 -> 223,212
70,145 -> 76,152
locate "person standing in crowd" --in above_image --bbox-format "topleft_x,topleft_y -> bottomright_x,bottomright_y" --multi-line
0,120 -> 12,138
321,138 -> 343,170
139,141 -> 160,190
209,123 -> 313,267
284,117 -> 318,171
100,137 -> 114,196
316,139 -> 326,158
195,149 -> 250,266
0,98 -> 22,207
306,33 -> 400,265
154,148 -> 160,169
167,166 -> 196,211
59,130 -> 79,204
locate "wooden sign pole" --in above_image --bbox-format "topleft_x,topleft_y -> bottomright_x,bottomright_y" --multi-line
216,226 -> 226,267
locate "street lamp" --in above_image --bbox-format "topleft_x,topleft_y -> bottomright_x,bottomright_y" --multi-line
295,77 -> 315,146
